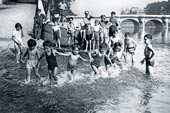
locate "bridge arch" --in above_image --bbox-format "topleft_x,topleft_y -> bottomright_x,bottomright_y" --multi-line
120,18 -> 140,34
145,19 -> 163,34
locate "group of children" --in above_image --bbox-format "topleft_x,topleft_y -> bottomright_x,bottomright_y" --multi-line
11,11 -> 156,84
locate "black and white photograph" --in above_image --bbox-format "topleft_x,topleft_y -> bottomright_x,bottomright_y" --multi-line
0,0 -> 170,113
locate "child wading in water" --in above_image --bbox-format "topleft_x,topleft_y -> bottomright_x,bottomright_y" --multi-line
141,34 -> 155,75
89,43 -> 112,76
123,32 -> 137,65
39,40 -> 68,84
12,23 -> 24,64
66,46 -> 89,82
23,39 -> 41,83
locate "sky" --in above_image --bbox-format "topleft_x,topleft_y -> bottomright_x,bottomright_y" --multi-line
70,0 -> 167,16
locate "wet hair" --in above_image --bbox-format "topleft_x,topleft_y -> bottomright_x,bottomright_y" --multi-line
72,45 -> 79,51
144,34 -> 152,39
125,32 -> 130,37
84,11 -> 89,15
100,15 -> 106,18
111,11 -> 116,15
15,23 -> 22,29
69,17 -> 74,21
27,39 -> 37,48
112,42 -> 122,52
43,40 -> 52,47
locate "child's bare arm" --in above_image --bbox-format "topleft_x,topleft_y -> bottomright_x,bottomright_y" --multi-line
23,49 -> 28,59
148,45 -> 155,60
79,55 -> 89,62
54,49 -> 70,56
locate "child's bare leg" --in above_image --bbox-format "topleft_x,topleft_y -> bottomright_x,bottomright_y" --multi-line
89,40 -> 92,51
26,68 -> 31,83
48,70 -> 53,83
57,39 -> 61,49
68,37 -> 71,48
53,67 -> 58,81
85,40 -> 88,51
71,70 -> 76,82
131,54 -> 134,65
96,40 -> 99,50
148,66 -> 153,75
91,65 -> 99,76
34,68 -> 41,80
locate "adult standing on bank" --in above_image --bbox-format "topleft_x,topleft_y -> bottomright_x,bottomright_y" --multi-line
58,0 -> 67,25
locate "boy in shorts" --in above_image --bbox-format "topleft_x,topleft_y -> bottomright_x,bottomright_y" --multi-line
124,32 -> 137,65
23,39 -> 41,84
67,17 -> 75,48
141,34 -> 155,75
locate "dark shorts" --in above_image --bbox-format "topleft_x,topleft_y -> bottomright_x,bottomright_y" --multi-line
53,30 -> 60,40
86,34 -> 93,41
127,47 -> 135,54
94,32 -> 100,41
48,63 -> 58,71
67,31 -> 74,37
67,63 -> 77,71
146,58 -> 155,67
109,25 -> 117,37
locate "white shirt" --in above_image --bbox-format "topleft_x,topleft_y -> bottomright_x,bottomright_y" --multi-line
93,25 -> 102,32
12,30 -> 23,45
52,25 -> 60,31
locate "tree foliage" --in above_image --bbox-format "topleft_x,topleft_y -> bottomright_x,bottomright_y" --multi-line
145,1 -> 170,15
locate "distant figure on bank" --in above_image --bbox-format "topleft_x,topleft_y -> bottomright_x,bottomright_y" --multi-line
52,14 -> 61,48
84,24 -> 94,51
109,11 -> 119,34
123,32 -> 137,65
58,0 -> 67,25
141,34 -> 155,75
93,20 -> 102,50
34,9 -> 45,40
11,23 -> 24,64
67,17 -> 76,48
23,39 -> 41,84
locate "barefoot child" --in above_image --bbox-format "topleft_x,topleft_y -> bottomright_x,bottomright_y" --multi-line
12,23 -> 24,64
140,34 -> 155,75
67,17 -> 75,48
88,43 -> 112,76
124,32 -> 137,65
52,15 -> 61,48
93,20 -> 102,50
23,39 -> 41,83
67,46 -> 89,82
84,24 -> 94,51
39,40 -> 68,84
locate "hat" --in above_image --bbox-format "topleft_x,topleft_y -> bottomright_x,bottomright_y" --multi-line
54,14 -> 60,18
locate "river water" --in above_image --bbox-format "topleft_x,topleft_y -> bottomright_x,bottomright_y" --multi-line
0,4 -> 170,112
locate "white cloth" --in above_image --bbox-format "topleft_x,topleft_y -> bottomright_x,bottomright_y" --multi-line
12,30 -> 23,45
52,25 -> 60,31
93,25 -> 101,32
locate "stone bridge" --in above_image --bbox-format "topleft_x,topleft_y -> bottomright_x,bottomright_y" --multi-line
69,15 -> 170,34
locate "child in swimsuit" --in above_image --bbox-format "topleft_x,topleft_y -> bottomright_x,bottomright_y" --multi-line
84,24 -> 94,51
23,39 -> 41,84
39,40 -> 68,84
140,34 -> 155,75
89,43 -> 112,76
66,46 -> 89,82
123,32 -> 137,65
